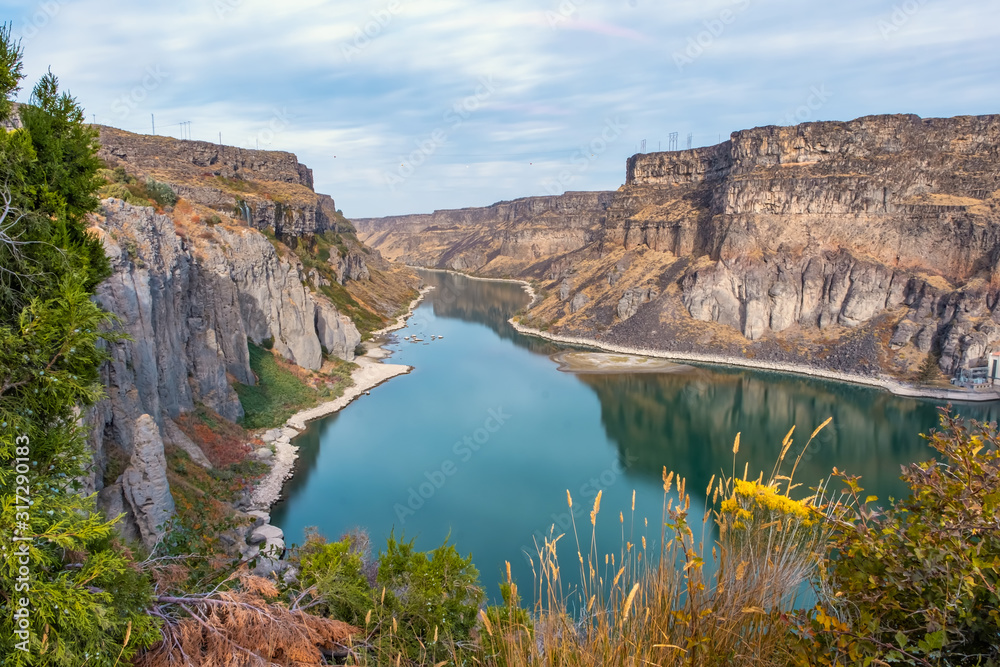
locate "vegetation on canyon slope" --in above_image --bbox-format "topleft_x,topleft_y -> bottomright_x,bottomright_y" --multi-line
234,341 -> 356,430
0,26 -> 997,667
0,26 -> 160,662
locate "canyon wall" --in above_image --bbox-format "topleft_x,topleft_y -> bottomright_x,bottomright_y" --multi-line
359,113 -> 1000,381
84,131 -> 402,546
355,191 -> 615,275
86,198 -> 362,546
98,127 -> 344,239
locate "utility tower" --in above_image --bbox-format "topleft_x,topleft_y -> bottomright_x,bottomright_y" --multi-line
668,132 -> 678,151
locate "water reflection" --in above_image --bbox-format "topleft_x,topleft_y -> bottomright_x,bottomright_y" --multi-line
272,270 -> 1000,602
417,270 -> 563,355
416,268 -> 1000,504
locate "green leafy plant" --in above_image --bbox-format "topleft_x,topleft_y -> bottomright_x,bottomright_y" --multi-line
295,530 -> 484,665
0,27 -> 159,662
141,177 -> 177,207
799,409 -> 1000,666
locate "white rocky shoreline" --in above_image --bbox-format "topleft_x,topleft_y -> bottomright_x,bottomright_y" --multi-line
239,286 -> 432,573
416,266 -> 999,404
508,321 -> 1000,403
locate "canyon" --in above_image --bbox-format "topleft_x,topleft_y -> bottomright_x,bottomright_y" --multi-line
84,129 -> 417,548
357,113 -> 1000,385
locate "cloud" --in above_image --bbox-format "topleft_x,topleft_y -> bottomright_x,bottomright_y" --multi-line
0,0 -> 996,217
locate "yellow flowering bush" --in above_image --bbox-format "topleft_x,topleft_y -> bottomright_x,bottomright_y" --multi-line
719,479 -> 817,530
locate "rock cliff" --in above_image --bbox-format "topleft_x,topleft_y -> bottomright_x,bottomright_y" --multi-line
99,127 -> 344,241
86,196 -> 364,543
83,129 -> 424,545
358,113 -> 1000,382
355,191 -> 615,275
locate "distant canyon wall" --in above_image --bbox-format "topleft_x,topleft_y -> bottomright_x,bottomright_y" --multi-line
358,113 -> 1000,379
355,191 -> 615,274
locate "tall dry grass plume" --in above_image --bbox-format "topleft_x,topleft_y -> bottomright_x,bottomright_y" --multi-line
484,419 -> 837,667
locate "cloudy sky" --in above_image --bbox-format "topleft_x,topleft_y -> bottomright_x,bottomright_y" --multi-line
2,0 -> 998,217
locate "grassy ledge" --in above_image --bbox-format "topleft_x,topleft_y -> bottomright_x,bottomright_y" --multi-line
234,341 -> 356,430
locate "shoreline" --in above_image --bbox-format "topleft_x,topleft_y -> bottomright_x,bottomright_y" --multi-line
406,266 -> 984,402
509,320 -> 1000,403
410,266 -> 538,307
244,285 -> 432,561
371,285 -> 436,336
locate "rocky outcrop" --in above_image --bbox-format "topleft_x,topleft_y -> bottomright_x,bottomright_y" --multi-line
98,127 -> 345,239
120,415 -> 176,548
361,113 -> 1000,381
618,287 -> 657,322
87,198 -> 362,540
316,301 -> 362,360
98,126 -> 314,188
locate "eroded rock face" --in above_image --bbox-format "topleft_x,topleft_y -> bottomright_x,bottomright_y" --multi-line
355,191 -> 615,274
359,113 -> 1000,379
559,279 -> 572,301
121,414 -> 176,549
97,127 -> 342,239
328,250 -> 368,285
98,126 -> 314,188
618,287 -> 658,322
316,300 -> 362,360
88,199 -> 360,536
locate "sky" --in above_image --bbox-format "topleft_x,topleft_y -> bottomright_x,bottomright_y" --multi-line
2,0 -> 998,218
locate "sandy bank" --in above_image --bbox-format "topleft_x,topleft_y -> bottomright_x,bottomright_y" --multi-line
551,350 -> 695,375
249,286 -> 432,518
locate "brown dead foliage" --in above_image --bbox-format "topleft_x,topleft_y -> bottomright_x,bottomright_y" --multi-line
136,575 -> 359,667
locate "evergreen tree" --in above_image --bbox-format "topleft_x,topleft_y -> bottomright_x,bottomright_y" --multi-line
0,25 -> 159,665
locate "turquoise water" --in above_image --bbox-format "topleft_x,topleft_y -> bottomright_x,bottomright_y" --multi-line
272,270 -> 1000,602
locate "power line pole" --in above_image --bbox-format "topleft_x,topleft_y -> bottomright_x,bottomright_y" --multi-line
151,114 -> 155,135
668,132 -> 678,151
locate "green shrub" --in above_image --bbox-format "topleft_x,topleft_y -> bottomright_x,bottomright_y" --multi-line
800,410 -> 1000,666
98,181 -> 153,207
143,177 -> 177,207
296,530 -> 483,665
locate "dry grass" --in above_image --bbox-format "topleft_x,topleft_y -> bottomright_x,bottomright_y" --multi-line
483,421 -> 836,667
136,573 -> 359,667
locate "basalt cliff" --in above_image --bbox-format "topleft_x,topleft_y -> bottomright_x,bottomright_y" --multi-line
357,113 -> 1000,384
85,128 -> 417,547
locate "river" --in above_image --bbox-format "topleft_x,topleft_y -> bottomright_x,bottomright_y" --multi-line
272,270 -> 1000,601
